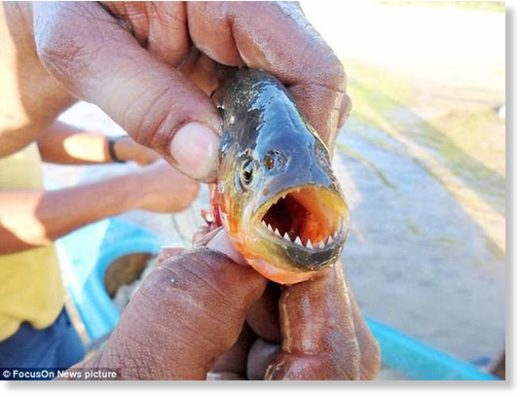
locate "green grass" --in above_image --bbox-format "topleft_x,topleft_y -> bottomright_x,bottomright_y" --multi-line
344,60 -> 504,211
340,59 -> 505,255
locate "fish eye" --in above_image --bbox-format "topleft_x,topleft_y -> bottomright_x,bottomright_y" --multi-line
240,158 -> 256,189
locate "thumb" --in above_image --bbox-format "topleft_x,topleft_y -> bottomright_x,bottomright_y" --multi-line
32,2 -> 221,182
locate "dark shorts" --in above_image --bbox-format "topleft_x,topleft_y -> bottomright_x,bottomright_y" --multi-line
0,308 -> 86,369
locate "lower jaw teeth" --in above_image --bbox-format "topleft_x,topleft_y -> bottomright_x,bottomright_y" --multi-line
291,235 -> 334,250
261,221 -> 341,250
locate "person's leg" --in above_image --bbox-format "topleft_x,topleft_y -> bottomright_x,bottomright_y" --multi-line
0,308 -> 85,368
52,309 -> 86,368
0,320 -> 60,368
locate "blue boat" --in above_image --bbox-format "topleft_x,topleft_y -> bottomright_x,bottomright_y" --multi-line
56,217 -> 499,381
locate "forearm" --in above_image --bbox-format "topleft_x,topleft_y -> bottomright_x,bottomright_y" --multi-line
0,174 -> 142,254
37,120 -> 113,164
37,120 -> 160,165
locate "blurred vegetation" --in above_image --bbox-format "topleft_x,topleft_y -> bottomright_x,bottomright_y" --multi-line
338,59 -> 505,253
344,60 -> 504,204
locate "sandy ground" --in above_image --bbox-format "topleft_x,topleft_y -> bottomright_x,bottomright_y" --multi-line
44,3 -> 505,379
302,1 -> 506,369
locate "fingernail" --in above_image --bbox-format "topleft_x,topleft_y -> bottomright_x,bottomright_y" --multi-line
170,123 -> 219,181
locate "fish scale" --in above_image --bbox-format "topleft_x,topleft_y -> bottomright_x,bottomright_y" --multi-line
210,68 -> 350,284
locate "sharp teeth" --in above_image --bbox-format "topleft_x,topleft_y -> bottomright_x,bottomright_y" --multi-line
305,239 -> 313,249
274,228 -> 281,237
295,236 -> 303,246
268,223 -> 273,232
262,220 -> 267,227
325,235 -> 331,245
318,240 -> 325,249
283,232 -> 290,241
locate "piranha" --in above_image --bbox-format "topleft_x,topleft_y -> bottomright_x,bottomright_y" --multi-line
210,68 -> 350,285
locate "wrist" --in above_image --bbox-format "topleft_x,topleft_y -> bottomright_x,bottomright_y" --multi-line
111,136 -> 159,165
108,136 -> 128,163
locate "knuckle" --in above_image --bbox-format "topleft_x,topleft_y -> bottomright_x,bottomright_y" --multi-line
337,93 -> 352,129
123,83 -> 186,152
34,22 -> 68,71
34,5 -> 93,80
320,56 -> 347,93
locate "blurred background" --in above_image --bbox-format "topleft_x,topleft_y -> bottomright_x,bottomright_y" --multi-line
44,1 -> 506,380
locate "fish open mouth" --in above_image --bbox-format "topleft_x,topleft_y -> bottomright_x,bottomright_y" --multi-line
256,185 -> 348,254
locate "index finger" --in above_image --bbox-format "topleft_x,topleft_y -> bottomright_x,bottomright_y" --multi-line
187,1 -> 349,147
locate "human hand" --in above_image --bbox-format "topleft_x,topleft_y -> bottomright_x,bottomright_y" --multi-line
69,231 -> 379,380
31,1 -> 350,182
206,232 -> 381,380
134,160 -> 199,213
112,136 -> 160,166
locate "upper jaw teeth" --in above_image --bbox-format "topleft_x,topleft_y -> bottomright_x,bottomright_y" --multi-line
261,219 -> 342,250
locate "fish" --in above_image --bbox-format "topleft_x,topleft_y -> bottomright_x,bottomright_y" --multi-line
209,68 -> 349,285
